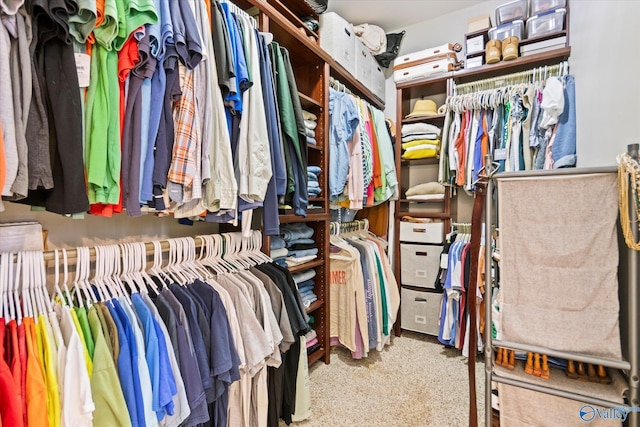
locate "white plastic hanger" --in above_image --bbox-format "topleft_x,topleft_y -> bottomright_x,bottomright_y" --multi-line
52,250 -> 67,306
35,251 -> 53,314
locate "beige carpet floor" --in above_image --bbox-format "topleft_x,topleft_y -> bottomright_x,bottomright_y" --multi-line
285,331 -> 486,427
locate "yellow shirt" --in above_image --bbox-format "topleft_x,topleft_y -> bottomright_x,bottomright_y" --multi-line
38,314 -> 61,427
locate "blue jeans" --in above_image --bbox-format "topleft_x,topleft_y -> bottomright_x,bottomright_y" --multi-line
288,248 -> 318,258
270,236 -> 286,250
552,75 -> 576,168
280,223 -> 314,240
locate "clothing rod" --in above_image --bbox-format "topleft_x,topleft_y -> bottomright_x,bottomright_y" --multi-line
38,237 -> 207,263
454,62 -> 566,94
494,166 -> 618,180
493,339 -> 631,371
492,375 -> 629,409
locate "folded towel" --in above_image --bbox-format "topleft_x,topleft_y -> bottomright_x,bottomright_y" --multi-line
402,139 -> 440,150
402,133 -> 439,143
306,137 -> 317,146
302,110 -> 317,121
304,119 -> 317,130
402,148 -> 438,160
292,268 -> 316,283
307,165 -> 321,175
404,143 -> 440,153
405,182 -> 446,196
270,247 -> 289,259
286,254 -> 318,266
270,236 -> 286,250
401,122 -> 440,135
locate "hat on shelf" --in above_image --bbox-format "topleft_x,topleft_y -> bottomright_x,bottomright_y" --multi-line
406,99 -> 440,118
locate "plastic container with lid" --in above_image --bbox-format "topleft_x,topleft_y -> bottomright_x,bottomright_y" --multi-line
526,8 -> 566,39
495,0 -> 528,25
488,20 -> 525,41
530,0 -> 566,16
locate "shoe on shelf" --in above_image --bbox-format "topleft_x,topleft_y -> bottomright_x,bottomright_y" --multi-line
485,39 -> 501,64
502,36 -> 519,61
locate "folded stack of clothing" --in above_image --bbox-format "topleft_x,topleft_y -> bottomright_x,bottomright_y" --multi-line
405,181 -> 446,201
304,329 -> 320,355
401,123 -> 441,160
292,268 -> 318,309
303,110 -> 318,146
281,223 -> 318,266
307,166 -> 322,199
270,236 -> 288,267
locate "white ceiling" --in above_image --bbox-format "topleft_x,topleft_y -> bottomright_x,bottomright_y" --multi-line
326,0 -> 482,32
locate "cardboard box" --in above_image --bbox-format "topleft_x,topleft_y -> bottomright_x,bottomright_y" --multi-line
468,14 -> 491,33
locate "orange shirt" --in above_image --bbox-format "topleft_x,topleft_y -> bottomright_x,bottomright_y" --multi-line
24,317 -> 49,427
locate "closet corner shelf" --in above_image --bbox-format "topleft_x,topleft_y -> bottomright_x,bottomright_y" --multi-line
394,211 -> 450,219
287,258 -> 324,273
493,360 -> 627,409
308,346 -> 326,365
400,158 -> 440,166
279,212 -> 330,224
298,92 -> 323,109
453,46 -> 571,83
305,299 -> 324,314
401,114 -> 446,124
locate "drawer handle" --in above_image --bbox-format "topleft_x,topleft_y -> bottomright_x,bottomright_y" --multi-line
413,228 -> 427,233
434,49 -> 441,54
415,297 -> 428,302
344,28 -> 351,37
403,71 -> 409,76
432,64 -> 440,69
415,251 -> 428,256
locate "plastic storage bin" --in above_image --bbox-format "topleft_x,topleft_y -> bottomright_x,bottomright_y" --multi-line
319,12 -> 356,76
488,20 -> 525,41
526,8 -> 566,38
495,0 -> 528,25
530,0 -> 566,16
401,288 -> 442,335
400,244 -> 443,288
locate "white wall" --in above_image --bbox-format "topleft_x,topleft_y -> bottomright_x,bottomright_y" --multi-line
385,0 -> 640,167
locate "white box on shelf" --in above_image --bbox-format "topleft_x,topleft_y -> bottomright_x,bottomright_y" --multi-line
466,35 -> 485,55
399,220 -> 444,244
400,243 -> 443,288
401,287 -> 442,335
355,38 -> 373,90
319,12 -> 356,76
370,58 -> 386,102
466,56 -> 484,69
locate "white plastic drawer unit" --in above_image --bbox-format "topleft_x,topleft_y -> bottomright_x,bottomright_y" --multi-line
401,287 -> 442,336
399,220 -> 444,244
319,12 -> 356,76
400,244 -> 443,289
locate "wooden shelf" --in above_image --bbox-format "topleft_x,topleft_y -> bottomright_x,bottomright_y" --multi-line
519,30 -> 568,47
395,211 -> 450,219
395,73 -> 451,90
401,158 -> 440,166
287,258 -> 324,273
308,143 -> 322,151
308,346 -> 326,365
267,0 -> 319,40
305,299 -> 323,314
401,114 -> 446,124
399,198 -> 446,204
308,197 -> 325,203
243,0 -> 383,109
278,212 -> 329,223
298,91 -> 323,109
453,46 -> 571,83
